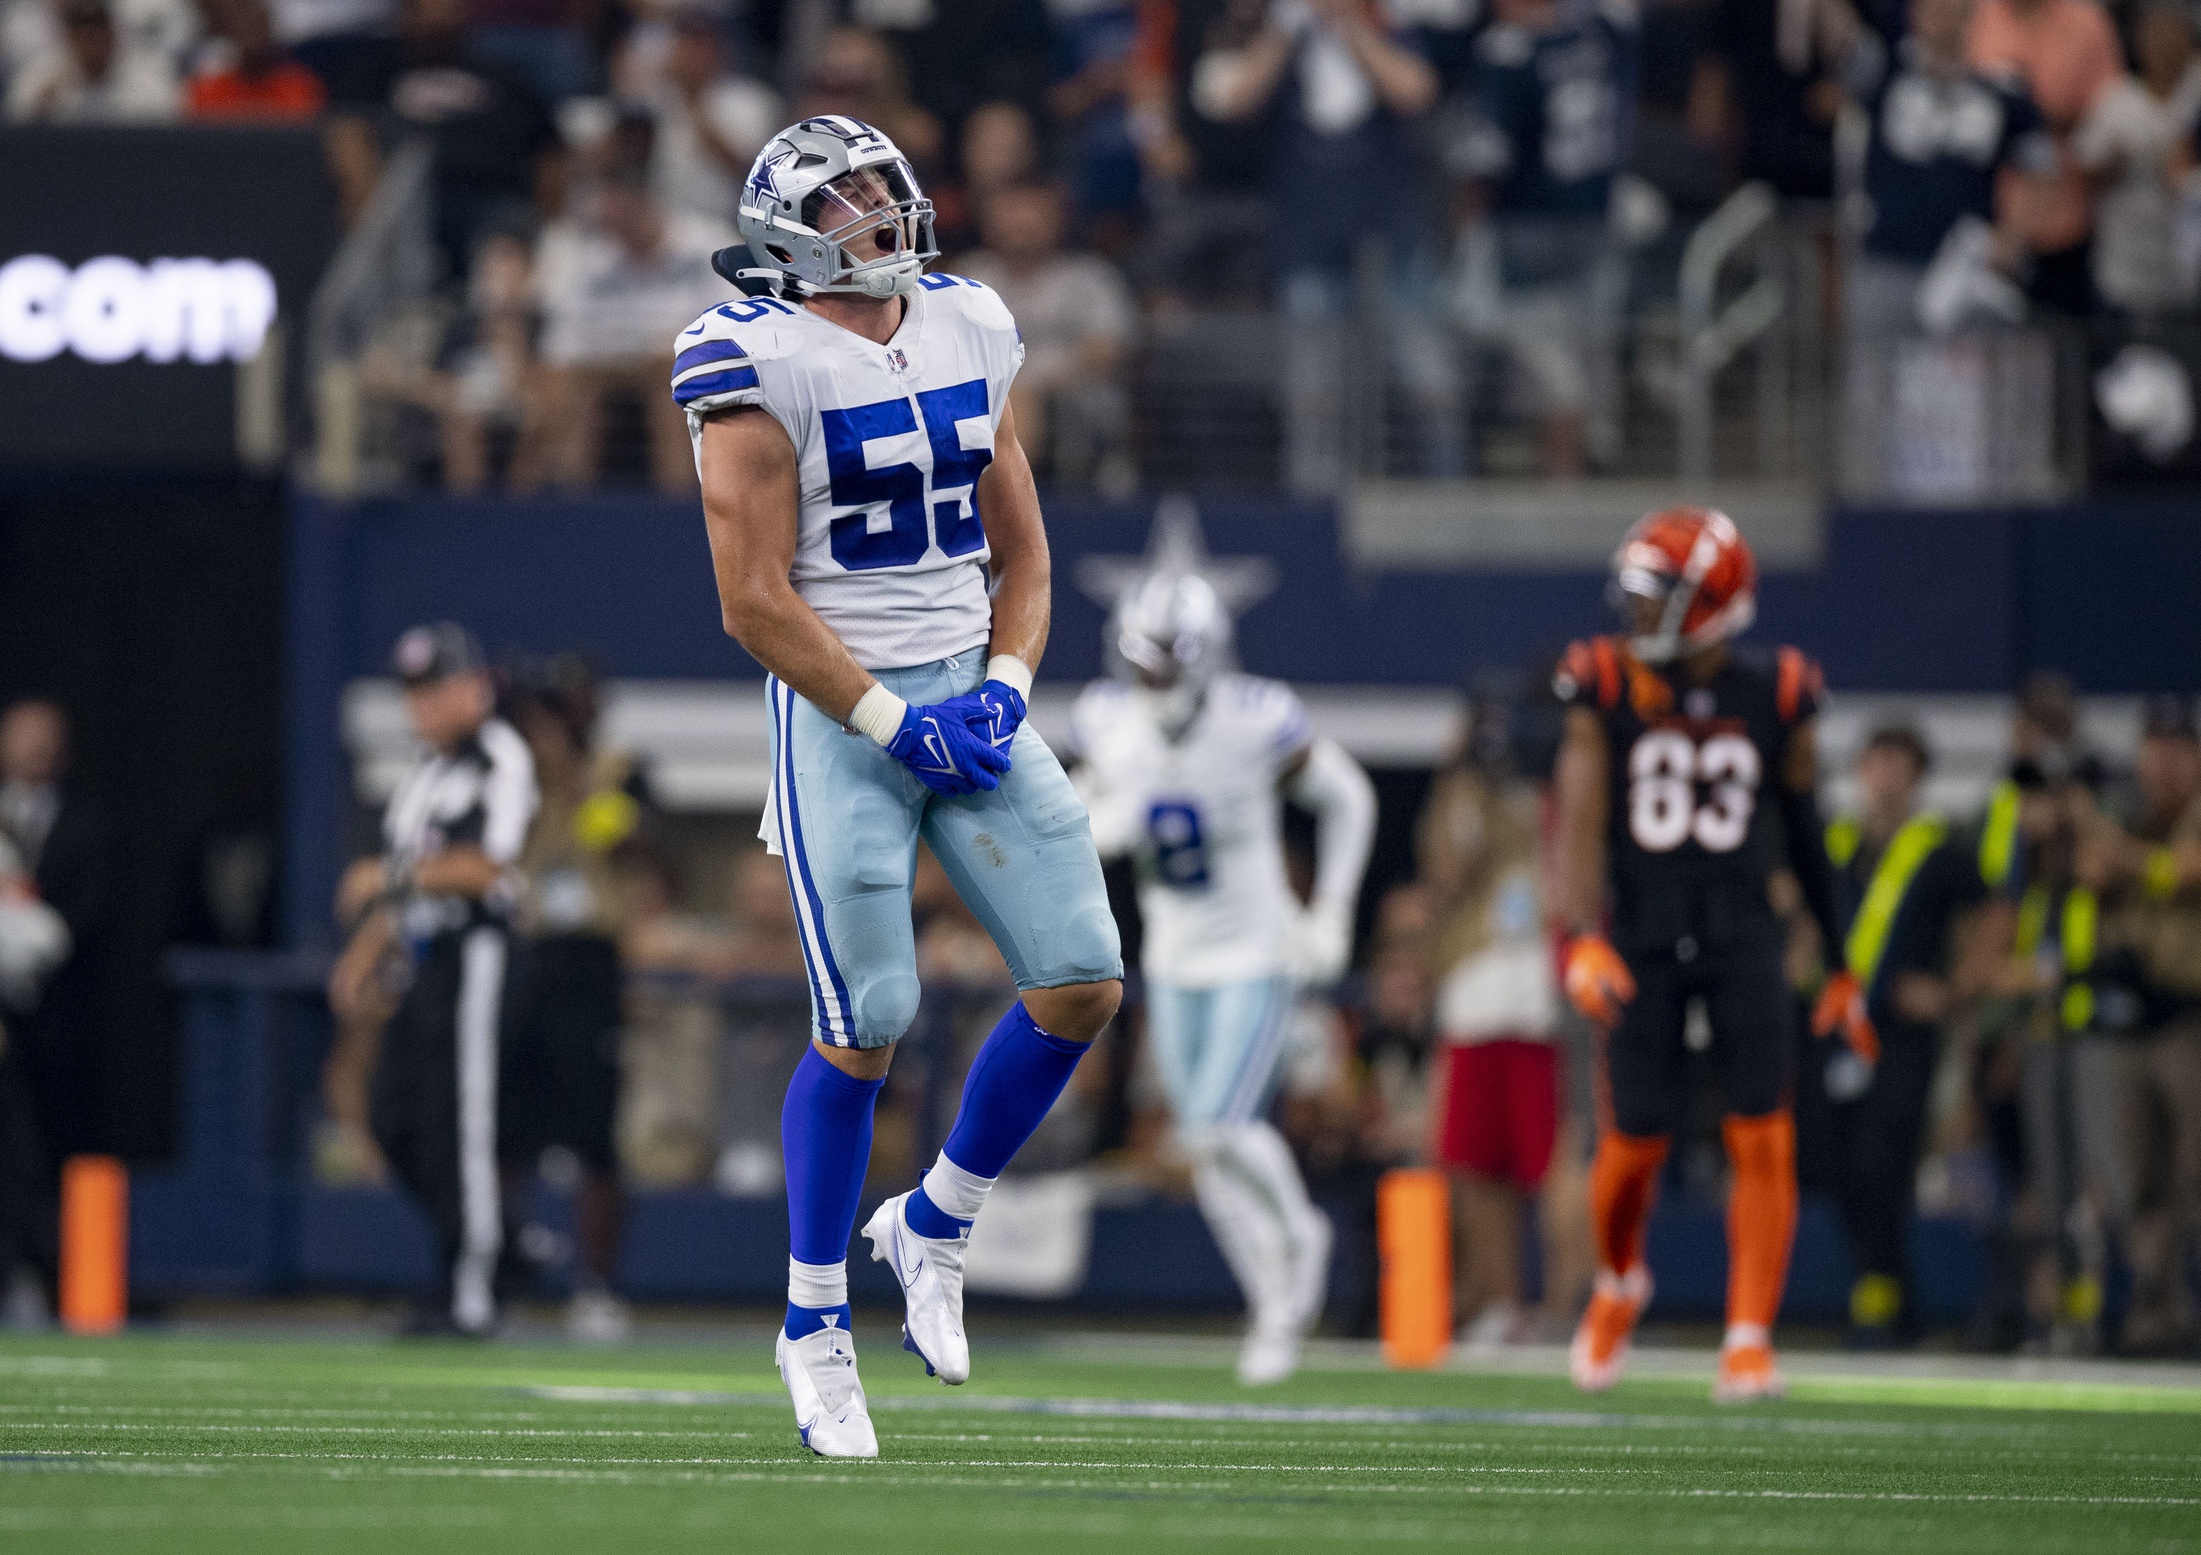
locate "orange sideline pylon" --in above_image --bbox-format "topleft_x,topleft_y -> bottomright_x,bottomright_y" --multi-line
60,1154 -> 128,1334
1378,1167 -> 1450,1369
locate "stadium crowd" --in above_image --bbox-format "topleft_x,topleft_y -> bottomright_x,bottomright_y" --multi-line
8,0 -> 2201,484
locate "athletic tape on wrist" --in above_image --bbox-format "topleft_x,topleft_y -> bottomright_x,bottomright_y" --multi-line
848,683 -> 908,746
984,654 -> 1033,700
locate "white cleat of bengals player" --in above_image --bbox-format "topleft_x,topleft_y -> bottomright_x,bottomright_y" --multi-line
775,1318 -> 878,1458
863,1190 -> 971,1385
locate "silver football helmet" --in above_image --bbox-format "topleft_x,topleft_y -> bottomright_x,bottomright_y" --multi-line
729,116 -> 937,299
1108,571 -> 1235,737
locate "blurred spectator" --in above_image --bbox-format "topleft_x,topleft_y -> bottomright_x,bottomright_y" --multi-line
357,230 -> 553,490
186,0 -> 323,118
0,701 -> 112,1325
1126,0 -> 1278,305
466,0 -> 593,103
1843,0 -> 2058,340
0,832 -> 70,1327
501,658 -> 643,1342
941,97 -> 1042,253
957,178 -> 1138,493
621,5 -> 780,224
796,25 -> 945,181
6,0 -> 179,120
1201,0 -> 1457,489
1447,0 -> 1639,475
533,153 -> 733,491
2072,1 -> 2201,320
2090,695 -> 2201,1352
1691,0 -> 1864,201
266,0 -> 389,87
1415,695 -> 1569,1346
854,0 -> 1050,134
322,0 -> 562,266
1966,0 -> 2127,317
1046,0 -> 1144,253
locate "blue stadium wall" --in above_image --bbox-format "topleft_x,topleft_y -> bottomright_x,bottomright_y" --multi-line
285,490 -> 2201,950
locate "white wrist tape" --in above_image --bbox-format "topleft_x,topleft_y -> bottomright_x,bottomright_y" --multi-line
848,683 -> 908,746
985,654 -> 1034,699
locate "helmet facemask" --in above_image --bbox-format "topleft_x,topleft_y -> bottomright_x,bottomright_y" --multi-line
760,158 -> 936,298
1608,528 -> 1755,665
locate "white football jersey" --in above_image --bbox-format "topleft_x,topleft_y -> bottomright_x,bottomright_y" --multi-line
1069,674 -> 1315,988
672,275 -> 1024,669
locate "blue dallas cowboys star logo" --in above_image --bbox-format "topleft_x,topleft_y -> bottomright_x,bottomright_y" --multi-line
747,147 -> 792,209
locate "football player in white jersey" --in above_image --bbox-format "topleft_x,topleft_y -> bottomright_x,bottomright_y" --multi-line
1069,569 -> 1377,1383
675,117 -> 1123,1458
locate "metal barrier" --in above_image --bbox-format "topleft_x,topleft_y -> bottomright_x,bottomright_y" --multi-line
306,139 -> 436,496
1678,184 -> 1789,482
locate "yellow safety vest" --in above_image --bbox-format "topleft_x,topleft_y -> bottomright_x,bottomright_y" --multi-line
2012,882 -> 2097,1034
1979,780 -> 2021,890
1827,814 -> 1949,995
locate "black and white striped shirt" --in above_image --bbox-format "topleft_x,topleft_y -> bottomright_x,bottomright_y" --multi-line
382,718 -> 537,940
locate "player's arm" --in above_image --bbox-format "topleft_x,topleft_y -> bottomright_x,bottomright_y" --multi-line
698,405 -> 1010,793
1279,737 -> 1378,983
1553,706 -> 1610,938
1554,704 -> 1634,1024
1778,718 -> 1844,954
698,406 -> 879,722
978,398 -> 1047,679
1784,717 -> 1878,1059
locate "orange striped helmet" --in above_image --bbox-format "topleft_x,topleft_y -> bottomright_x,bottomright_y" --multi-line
1608,506 -> 1757,664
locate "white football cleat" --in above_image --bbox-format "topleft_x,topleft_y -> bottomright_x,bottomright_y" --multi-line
776,1319 -> 879,1458
1237,1319 -> 1302,1386
862,1190 -> 970,1385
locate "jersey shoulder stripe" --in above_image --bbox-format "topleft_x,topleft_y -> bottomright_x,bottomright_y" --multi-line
669,295 -> 811,414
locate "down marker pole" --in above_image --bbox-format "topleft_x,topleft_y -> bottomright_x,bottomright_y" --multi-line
60,1155 -> 128,1334
1378,1167 -> 1450,1368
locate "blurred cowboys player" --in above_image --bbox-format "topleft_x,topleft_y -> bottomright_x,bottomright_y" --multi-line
673,118 -> 1123,1457
1070,569 -> 1376,1383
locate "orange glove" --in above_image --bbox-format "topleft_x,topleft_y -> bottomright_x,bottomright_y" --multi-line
1563,934 -> 1636,1027
1811,969 -> 1881,1065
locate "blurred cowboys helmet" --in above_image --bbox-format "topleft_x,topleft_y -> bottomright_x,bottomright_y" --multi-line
726,116 -> 937,299
1108,571 -> 1234,737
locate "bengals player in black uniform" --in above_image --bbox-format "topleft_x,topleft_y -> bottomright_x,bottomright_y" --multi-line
1552,507 -> 1873,1402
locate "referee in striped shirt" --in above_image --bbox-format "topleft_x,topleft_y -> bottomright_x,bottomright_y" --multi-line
329,624 -> 537,1335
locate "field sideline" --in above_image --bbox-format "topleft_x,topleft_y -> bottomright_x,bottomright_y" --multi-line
0,1327 -> 2195,1553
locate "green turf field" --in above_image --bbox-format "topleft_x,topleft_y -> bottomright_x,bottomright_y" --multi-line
1,1328 -> 2196,1552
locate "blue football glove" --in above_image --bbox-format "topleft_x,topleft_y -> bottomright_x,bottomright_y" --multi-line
884,700 -> 1012,796
965,679 -> 1027,754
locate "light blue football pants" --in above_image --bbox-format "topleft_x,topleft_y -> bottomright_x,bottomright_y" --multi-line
764,655 -> 1122,1049
1144,975 -> 1298,1129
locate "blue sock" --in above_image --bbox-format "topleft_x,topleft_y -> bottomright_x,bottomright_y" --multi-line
905,1003 -> 1086,1240
781,1047 -> 883,1336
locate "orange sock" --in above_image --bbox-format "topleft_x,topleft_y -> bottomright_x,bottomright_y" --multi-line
1587,1131 -> 1669,1276
1722,1111 -> 1798,1333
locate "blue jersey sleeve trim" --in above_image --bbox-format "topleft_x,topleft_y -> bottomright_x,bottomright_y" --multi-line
673,337 -> 748,378
672,365 -> 761,405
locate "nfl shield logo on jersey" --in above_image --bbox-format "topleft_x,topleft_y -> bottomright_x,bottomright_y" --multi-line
884,347 -> 909,373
